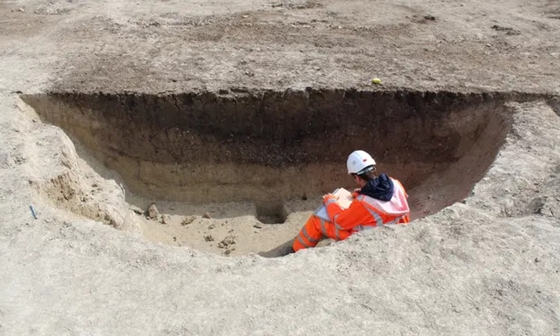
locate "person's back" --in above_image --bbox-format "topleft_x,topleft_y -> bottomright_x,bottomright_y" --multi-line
292,150 -> 411,252
351,174 -> 410,231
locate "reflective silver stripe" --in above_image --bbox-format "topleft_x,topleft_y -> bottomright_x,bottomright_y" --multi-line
334,225 -> 340,240
333,214 -> 343,230
357,186 -> 404,215
354,225 -> 374,232
333,213 -> 339,224
332,214 -> 343,240
302,227 -> 319,243
320,219 -> 328,236
325,199 -> 337,206
362,205 -> 384,226
296,235 -> 310,248
356,215 -> 404,230
356,194 -> 396,227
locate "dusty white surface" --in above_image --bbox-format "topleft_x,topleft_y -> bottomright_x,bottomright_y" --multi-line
1,0 -> 560,334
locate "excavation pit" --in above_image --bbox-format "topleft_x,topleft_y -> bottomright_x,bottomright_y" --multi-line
255,199 -> 289,224
22,89 -> 521,256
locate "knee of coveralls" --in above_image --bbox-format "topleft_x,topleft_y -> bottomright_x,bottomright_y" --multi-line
293,215 -> 323,252
293,215 -> 353,252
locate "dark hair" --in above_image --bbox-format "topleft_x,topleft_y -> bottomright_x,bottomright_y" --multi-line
352,166 -> 377,181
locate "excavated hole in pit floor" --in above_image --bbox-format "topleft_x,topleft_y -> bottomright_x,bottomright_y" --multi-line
21,89 -> 530,256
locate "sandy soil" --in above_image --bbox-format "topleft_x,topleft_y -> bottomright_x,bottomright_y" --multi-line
1,0 -> 560,334
130,197 -> 311,257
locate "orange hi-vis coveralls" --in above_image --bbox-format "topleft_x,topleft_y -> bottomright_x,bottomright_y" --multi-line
293,177 -> 410,252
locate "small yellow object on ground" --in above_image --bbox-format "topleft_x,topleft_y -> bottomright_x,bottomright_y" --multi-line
371,77 -> 382,84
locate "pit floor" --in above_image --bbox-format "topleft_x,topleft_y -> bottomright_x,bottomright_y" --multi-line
130,195 -> 313,257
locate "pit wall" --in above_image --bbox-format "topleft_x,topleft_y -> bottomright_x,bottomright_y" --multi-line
21,90 -> 541,212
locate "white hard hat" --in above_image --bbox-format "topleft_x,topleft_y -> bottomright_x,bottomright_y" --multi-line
347,150 -> 376,175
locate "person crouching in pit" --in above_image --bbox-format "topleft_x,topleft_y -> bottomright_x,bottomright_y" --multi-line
292,150 -> 411,252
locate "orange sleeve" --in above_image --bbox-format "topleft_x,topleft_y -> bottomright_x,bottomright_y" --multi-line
325,200 -> 372,230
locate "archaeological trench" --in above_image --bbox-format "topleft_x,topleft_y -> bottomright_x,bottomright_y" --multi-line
21,89 -> 544,256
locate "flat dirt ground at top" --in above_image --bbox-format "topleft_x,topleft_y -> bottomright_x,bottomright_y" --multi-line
1,0 -> 560,93
1,0 -> 560,335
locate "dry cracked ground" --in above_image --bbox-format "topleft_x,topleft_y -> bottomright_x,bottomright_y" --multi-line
1,0 -> 560,335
